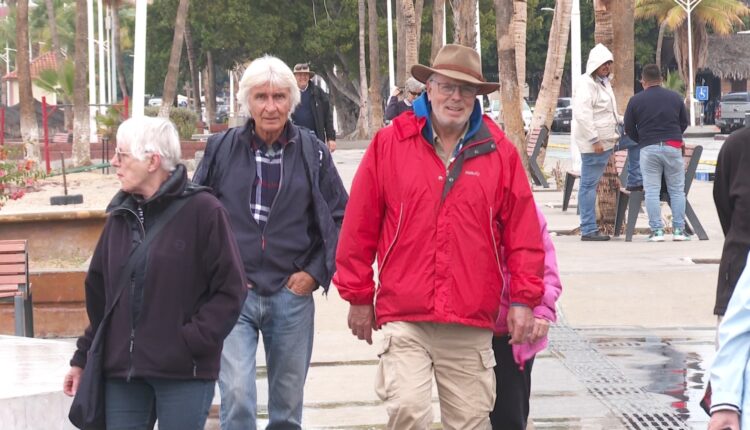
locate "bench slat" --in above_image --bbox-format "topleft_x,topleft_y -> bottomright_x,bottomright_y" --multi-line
0,254 -> 25,264
0,243 -> 26,253
0,274 -> 26,284
0,264 -> 27,274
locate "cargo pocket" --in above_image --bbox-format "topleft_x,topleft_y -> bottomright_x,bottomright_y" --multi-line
374,336 -> 393,401
469,348 -> 497,415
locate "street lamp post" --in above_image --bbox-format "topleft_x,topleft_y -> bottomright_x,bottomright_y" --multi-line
673,0 -> 704,127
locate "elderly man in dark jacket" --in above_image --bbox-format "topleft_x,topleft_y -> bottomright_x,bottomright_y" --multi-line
193,55 -> 348,430
291,62 -> 337,153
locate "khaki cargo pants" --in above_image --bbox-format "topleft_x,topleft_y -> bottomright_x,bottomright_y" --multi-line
375,321 -> 496,430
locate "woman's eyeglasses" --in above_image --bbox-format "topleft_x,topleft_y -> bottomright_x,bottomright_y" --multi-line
114,147 -> 133,163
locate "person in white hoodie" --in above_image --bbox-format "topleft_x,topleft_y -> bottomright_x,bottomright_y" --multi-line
572,43 -> 621,241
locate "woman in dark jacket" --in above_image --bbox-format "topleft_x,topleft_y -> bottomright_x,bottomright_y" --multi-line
63,116 -> 247,430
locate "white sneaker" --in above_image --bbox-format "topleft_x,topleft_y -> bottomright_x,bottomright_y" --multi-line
673,228 -> 691,241
648,229 -> 665,242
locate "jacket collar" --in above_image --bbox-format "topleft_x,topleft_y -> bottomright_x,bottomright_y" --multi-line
106,164 -> 205,214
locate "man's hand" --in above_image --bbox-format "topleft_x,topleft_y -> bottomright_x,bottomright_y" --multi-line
287,271 -> 316,296
63,366 -> 83,396
593,142 -> 604,153
391,86 -> 402,97
507,306 -> 534,345
708,409 -> 740,430
327,140 -> 337,153
528,318 -> 550,344
348,304 -> 376,344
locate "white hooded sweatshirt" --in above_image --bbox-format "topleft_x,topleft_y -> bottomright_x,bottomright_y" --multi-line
572,43 -> 621,153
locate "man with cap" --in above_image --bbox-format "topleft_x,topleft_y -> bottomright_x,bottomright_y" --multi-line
291,63 -> 337,152
385,77 -> 425,121
333,44 -> 545,429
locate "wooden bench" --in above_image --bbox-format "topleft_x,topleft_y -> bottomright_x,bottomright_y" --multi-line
613,144 -> 707,241
0,239 -> 34,337
527,125 -> 550,188
562,149 -> 629,212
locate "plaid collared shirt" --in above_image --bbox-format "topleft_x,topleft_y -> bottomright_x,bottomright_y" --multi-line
249,125 -> 290,230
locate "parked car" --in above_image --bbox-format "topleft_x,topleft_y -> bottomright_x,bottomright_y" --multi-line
147,97 -> 163,107
551,97 -> 572,132
716,91 -> 750,134
488,98 -> 532,134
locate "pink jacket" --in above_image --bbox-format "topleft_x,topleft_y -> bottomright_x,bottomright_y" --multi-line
495,205 -> 562,369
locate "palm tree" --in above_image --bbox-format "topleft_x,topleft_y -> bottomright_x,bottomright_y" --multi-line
431,0 -> 445,62
367,0 -> 383,132
72,0 -> 90,166
16,0 -> 40,162
451,0 -> 477,47
402,0 -> 418,81
34,59 -> 74,130
108,0 -> 129,99
353,0 -> 370,138
513,0 -> 528,89
158,0 -> 189,118
495,0 -> 526,167
184,23 -> 201,115
636,0 -> 750,100
44,0 -> 62,65
528,0 -> 573,164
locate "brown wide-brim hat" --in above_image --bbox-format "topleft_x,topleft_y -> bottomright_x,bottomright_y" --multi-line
293,63 -> 315,77
411,44 -> 499,96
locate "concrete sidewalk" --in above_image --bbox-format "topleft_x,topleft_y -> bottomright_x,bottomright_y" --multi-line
0,145 -> 724,429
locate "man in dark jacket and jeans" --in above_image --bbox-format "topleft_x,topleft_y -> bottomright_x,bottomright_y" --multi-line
291,62 -> 337,153
193,55 -> 347,430
713,126 -> 750,321
624,64 -> 689,242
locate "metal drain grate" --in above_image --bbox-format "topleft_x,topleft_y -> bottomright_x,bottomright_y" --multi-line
548,323 -> 691,429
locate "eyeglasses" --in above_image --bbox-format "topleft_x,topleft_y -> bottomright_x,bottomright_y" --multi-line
114,147 -> 133,163
409,91 -> 422,97
430,80 -> 478,99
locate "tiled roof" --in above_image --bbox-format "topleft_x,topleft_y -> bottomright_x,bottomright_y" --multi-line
3,51 -> 61,81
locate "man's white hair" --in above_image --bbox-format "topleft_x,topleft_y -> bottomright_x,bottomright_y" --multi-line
116,116 -> 182,172
237,55 -> 300,118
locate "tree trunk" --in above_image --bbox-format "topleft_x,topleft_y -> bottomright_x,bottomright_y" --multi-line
73,0 -> 90,166
16,0 -> 40,162
368,0 -> 383,132
495,0 -> 527,170
204,51 -> 216,127
352,0 -> 370,139
656,19 -> 667,71
593,0 -> 618,232
402,0 -> 418,80
611,0 -> 634,114
450,0 -> 477,48
184,24 -> 202,115
396,0 -> 406,86
529,0 -> 572,149
111,0 -> 129,99
431,0 -> 445,63
593,0 -> 614,48
45,0 -> 62,64
415,0 -> 424,56
158,0 -> 189,118
512,0 -> 527,89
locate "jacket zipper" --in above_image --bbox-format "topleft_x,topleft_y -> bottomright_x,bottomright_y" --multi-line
126,277 -> 136,382
489,207 -> 507,295
376,203 -> 404,287
260,148 -> 285,252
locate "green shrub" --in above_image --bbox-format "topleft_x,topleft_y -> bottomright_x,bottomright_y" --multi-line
144,107 -> 198,140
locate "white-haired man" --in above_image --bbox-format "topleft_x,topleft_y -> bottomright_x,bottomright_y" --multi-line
193,55 -> 348,430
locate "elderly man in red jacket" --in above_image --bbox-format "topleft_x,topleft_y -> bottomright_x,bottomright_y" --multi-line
333,44 -> 545,430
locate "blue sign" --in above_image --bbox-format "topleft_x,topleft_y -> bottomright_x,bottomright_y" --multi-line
696,86 -> 709,101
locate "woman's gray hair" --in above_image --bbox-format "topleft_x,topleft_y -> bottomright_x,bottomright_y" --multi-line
116,116 -> 182,172
237,55 -> 300,117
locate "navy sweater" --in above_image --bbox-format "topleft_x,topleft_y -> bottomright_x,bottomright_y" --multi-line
623,85 -> 688,147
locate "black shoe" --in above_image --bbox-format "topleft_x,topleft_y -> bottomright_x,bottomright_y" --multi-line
626,185 -> 643,192
581,231 -> 611,241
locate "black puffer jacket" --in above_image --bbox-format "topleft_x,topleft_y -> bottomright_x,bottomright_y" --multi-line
70,165 -> 247,380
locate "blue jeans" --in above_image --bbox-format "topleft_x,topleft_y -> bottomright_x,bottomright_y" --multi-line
105,377 -> 214,430
219,287 -> 315,430
626,146 -> 642,188
639,144 -> 686,230
579,149 -> 613,235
